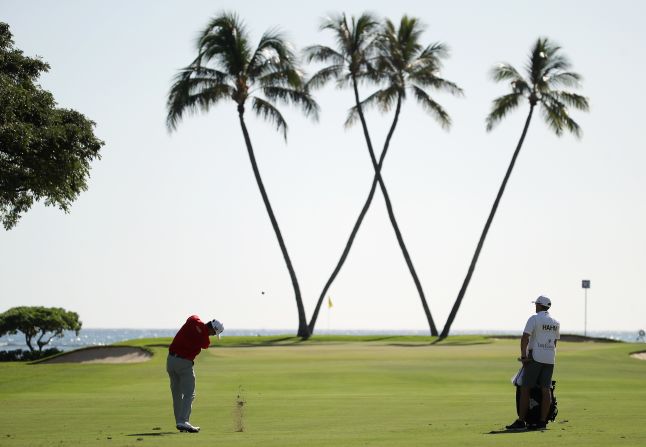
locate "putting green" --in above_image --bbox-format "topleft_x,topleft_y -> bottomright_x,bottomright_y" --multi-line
0,336 -> 644,446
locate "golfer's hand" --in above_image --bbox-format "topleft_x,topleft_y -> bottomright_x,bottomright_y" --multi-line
518,357 -> 531,363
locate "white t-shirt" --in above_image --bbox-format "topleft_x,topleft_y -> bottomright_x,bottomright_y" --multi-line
523,311 -> 560,364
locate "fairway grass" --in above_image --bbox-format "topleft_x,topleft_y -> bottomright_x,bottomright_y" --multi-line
1,336 -> 645,446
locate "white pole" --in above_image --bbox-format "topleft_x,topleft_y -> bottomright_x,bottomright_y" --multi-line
584,288 -> 588,337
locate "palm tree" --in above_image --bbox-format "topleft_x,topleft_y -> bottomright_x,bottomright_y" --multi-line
306,14 -> 461,336
167,13 -> 318,338
303,13 -> 381,336
440,37 -> 589,338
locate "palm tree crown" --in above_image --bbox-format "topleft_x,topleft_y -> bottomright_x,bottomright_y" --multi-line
167,12 -> 318,136
347,16 -> 463,127
304,13 -> 380,90
486,37 -> 589,136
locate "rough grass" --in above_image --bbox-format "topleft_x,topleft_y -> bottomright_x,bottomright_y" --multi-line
0,336 -> 644,446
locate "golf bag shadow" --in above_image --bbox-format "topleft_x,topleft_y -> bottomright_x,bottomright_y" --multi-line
515,380 -> 558,425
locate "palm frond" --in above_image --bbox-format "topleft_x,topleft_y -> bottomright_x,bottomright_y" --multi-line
344,86 -> 398,128
198,12 -> 251,76
334,72 -> 355,90
550,91 -> 589,112
490,63 -> 525,83
376,85 -> 400,112
540,95 -> 565,135
544,71 -> 582,89
412,86 -> 451,130
306,64 -> 345,90
319,13 -> 353,55
256,65 -> 305,90
303,44 -> 345,64
540,93 -> 584,138
252,97 -> 288,140
352,13 -> 380,51
167,81 -> 234,131
248,28 -> 297,80
563,113 -> 582,137
172,65 -> 231,88
542,55 -> 571,76
344,90 -> 379,128
319,13 -> 346,33
397,16 -> 425,62
485,92 -> 523,131
167,61 -> 236,131
410,74 -> 463,96
418,42 -> 450,61
262,86 -> 319,120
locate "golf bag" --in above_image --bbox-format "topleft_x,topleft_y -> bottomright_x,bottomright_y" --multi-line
512,367 -> 558,425
515,380 -> 558,424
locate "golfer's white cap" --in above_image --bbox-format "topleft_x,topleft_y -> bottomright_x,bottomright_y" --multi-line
532,295 -> 551,308
210,319 -> 224,339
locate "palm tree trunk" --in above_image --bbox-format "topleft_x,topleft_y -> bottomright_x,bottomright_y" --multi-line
439,105 -> 535,339
375,98 -> 438,336
237,107 -> 310,338
352,79 -> 437,335
308,95 -> 402,334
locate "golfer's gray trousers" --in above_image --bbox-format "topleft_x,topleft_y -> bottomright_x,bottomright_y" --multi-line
166,354 -> 196,425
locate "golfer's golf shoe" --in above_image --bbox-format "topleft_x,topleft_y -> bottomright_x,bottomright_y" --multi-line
176,422 -> 200,433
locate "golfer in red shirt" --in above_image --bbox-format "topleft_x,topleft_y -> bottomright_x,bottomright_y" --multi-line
167,315 -> 224,433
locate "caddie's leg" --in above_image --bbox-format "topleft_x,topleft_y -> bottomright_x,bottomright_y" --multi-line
540,387 -> 551,422
519,386 -> 530,421
537,363 -> 554,423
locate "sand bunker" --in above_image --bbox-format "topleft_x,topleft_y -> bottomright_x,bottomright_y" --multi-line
39,346 -> 152,364
630,351 -> 646,361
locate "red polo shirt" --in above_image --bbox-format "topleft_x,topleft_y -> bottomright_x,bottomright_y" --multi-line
169,315 -> 211,361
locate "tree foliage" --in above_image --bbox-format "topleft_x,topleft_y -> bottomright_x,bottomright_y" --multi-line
0,22 -> 104,230
166,12 -> 318,137
485,37 -> 589,135
0,306 -> 82,352
352,16 -> 463,127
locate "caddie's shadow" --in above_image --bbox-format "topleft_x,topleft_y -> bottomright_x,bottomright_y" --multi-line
486,428 -> 545,435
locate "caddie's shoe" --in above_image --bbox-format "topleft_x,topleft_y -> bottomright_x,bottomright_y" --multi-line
176,422 -> 200,433
505,419 -> 526,430
528,421 -> 547,430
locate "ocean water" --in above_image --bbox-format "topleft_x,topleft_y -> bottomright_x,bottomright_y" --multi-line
1,328 -> 644,351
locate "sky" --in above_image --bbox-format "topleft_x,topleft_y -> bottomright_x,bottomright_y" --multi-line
1,0 -> 645,334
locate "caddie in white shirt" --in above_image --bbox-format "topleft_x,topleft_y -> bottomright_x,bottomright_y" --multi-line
506,295 -> 560,430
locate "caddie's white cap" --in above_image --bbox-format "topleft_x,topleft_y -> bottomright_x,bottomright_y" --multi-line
210,319 -> 224,339
532,295 -> 551,308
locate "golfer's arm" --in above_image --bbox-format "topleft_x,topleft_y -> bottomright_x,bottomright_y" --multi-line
520,333 -> 530,358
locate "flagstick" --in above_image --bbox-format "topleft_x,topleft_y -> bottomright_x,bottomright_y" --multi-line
326,296 -> 333,334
